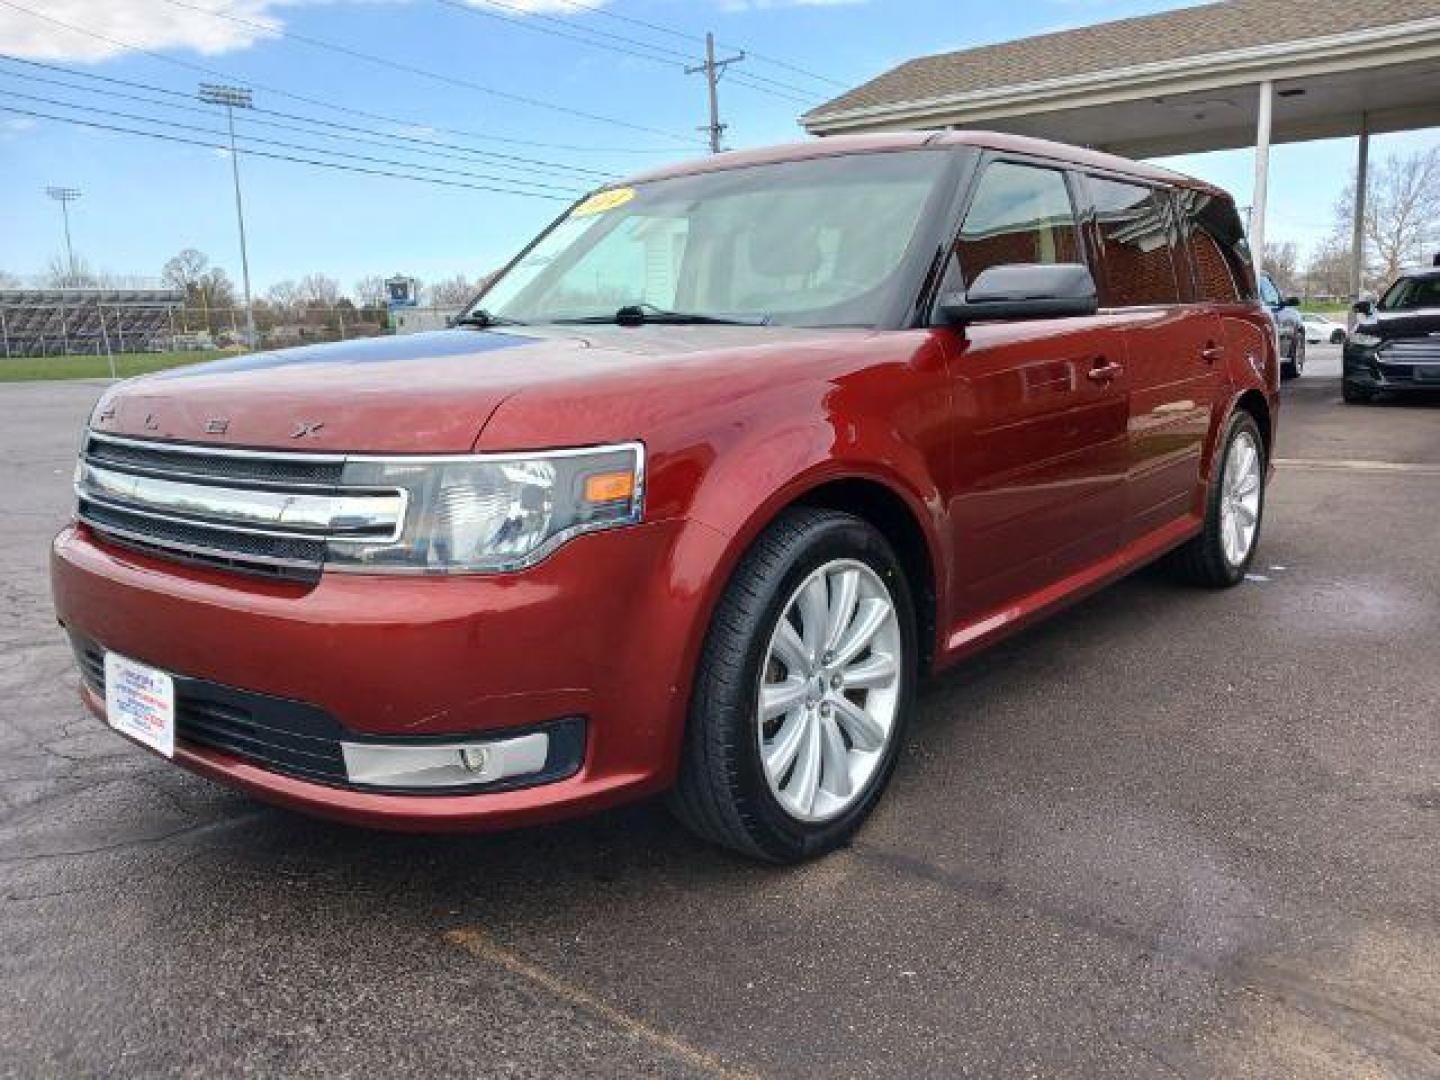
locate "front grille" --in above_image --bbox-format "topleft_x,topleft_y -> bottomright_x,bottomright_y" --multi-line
1382,339 -> 1440,363
1379,339 -> 1440,382
86,436 -> 344,487
73,636 -> 348,785
75,433 -> 400,581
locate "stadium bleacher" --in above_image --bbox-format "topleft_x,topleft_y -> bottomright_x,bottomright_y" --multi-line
0,288 -> 186,357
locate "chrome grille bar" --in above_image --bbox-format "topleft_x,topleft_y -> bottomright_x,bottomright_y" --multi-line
75,433 -> 407,579
77,462 -> 405,540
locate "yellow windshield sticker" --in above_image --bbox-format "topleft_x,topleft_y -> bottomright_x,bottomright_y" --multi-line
572,187 -> 635,217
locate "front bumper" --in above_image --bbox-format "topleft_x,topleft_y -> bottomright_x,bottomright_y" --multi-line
1343,346 -> 1440,392
52,518 -> 721,830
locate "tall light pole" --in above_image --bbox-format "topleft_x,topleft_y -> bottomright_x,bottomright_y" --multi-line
46,186 -> 81,285
199,83 -> 256,348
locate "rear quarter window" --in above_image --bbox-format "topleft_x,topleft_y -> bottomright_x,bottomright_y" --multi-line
1087,177 -> 1182,307
1176,189 -> 1256,303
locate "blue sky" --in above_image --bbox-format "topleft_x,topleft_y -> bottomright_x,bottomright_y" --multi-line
1,0 -> 1435,296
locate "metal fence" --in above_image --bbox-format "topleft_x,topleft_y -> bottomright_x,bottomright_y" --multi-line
0,293 -> 467,363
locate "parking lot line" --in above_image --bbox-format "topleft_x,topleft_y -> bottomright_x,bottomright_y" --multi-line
444,928 -> 758,1080
1275,458 -> 1440,476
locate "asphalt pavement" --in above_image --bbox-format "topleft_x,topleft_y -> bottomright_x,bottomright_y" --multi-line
3,345 -> 1437,1078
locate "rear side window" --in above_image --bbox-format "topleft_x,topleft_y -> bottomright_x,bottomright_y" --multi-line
955,161 -> 1081,289
1176,189 -> 1256,302
1088,177 -> 1181,307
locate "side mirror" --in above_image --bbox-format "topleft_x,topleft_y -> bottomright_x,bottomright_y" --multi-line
938,263 -> 1098,325
1282,295 -> 1301,308
1352,299 -> 1374,316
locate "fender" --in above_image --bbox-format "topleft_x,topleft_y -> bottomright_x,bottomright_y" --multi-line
647,407 -> 948,764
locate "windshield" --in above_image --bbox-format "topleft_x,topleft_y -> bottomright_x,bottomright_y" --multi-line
1378,275 -> 1440,311
472,150 -> 953,328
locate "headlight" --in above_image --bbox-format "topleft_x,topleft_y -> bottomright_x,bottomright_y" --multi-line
325,443 -> 643,573
1348,331 -> 1383,348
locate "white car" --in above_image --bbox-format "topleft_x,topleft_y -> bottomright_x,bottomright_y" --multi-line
1302,313 -> 1347,344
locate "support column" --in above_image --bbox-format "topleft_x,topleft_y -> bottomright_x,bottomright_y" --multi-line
1351,113 -> 1370,299
1251,79 -> 1273,275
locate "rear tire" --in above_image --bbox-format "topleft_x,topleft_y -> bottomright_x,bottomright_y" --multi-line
669,508 -> 916,863
1166,410 -> 1266,588
1281,335 -> 1305,380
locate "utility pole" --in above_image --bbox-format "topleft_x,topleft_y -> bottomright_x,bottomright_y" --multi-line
199,83 -> 257,349
45,186 -> 81,285
686,32 -> 744,155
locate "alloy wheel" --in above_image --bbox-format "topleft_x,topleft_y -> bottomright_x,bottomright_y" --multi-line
1220,431 -> 1262,567
756,559 -> 902,823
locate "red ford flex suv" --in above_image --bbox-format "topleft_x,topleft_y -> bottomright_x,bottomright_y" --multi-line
52,133 -> 1277,862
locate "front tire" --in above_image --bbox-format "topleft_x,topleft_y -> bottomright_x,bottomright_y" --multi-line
669,508 -> 916,862
1166,411 -> 1266,588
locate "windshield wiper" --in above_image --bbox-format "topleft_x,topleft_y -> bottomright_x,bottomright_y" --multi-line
453,309 -> 527,328
554,303 -> 770,327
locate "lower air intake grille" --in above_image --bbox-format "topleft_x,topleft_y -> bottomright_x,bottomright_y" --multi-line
73,636 -> 348,786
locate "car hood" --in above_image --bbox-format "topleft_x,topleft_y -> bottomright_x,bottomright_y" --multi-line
90,326 -> 872,453
1357,307 -> 1440,342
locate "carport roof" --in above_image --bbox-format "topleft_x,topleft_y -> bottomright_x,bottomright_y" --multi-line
802,0 -> 1440,151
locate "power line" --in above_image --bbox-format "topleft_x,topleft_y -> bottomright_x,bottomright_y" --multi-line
0,2 -> 686,155
435,0 -> 823,104
152,0 -> 705,144
0,104 -> 577,200
539,0 -> 850,90
0,59 -> 619,183
2,88 -> 590,195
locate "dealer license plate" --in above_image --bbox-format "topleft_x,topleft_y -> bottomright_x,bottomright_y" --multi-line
103,652 -> 175,758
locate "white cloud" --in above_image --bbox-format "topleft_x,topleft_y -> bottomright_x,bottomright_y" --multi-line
0,0 -> 291,61
0,0 -> 620,63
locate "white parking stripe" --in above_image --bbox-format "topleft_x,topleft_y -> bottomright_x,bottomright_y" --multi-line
1275,458 -> 1440,477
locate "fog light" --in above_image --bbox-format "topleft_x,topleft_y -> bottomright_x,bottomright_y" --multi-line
341,732 -> 548,790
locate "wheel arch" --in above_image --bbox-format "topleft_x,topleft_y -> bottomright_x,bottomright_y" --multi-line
790,477 -> 939,676
1231,388 -> 1274,463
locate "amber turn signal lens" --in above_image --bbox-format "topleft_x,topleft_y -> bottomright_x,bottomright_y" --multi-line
583,471 -> 635,503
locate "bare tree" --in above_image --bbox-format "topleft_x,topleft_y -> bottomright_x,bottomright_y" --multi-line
267,279 -> 300,314
1303,235 -> 1354,298
1335,147 -> 1440,289
1262,242 -> 1299,292
45,254 -> 97,287
297,272 -> 340,308
161,248 -> 210,292
429,273 -> 478,307
353,275 -> 386,308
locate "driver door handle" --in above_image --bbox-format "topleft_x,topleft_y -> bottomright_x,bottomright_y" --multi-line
1086,359 -> 1124,383
1201,343 -> 1225,363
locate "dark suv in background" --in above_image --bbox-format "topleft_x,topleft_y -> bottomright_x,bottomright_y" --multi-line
1343,262 -> 1440,403
1258,271 -> 1305,380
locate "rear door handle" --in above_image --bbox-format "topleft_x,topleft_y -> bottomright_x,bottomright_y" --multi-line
1087,359 -> 1124,382
1201,343 -> 1224,363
